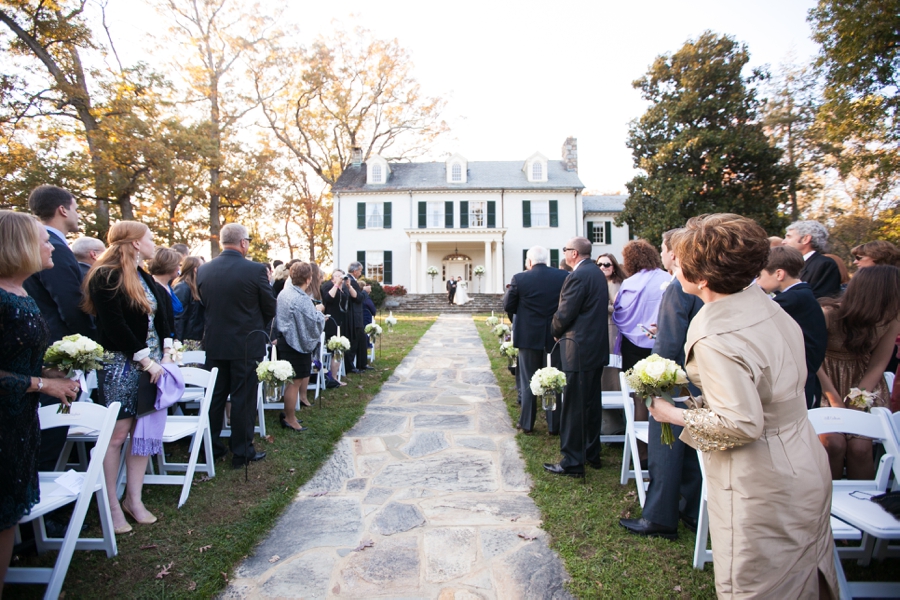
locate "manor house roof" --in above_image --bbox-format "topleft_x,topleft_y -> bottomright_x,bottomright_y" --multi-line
333,161 -> 585,193
582,195 -> 627,212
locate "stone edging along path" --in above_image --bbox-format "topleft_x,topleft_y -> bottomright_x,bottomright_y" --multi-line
223,314 -> 573,599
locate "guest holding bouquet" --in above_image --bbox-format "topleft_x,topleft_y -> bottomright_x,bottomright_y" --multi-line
0,211 -> 82,591
82,221 -> 174,534
817,265 -> 900,479
648,214 -> 837,598
275,262 -> 325,431
173,256 -> 205,346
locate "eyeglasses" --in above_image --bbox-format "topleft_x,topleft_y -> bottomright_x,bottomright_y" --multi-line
243,237 -> 253,243
562,247 -> 575,253
598,262 -> 613,268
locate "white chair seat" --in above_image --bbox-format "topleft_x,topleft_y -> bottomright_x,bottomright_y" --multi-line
619,373 -> 649,505
831,489 -> 900,540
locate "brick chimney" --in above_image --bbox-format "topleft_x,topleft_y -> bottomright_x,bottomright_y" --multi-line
561,137 -> 577,172
351,147 -> 363,167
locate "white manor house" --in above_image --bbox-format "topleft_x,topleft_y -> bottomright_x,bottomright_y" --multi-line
331,138 -> 630,294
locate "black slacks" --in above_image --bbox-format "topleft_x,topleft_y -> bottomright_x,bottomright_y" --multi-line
642,404 -> 703,528
349,327 -> 368,370
207,357 -> 259,459
516,348 -> 561,433
559,367 -> 604,470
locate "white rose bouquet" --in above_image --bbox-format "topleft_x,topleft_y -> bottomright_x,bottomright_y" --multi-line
845,387 -> 877,412
385,312 -> 398,332
492,323 -> 510,339
426,266 -> 439,276
530,366 -> 567,410
327,335 -> 351,360
365,323 -> 383,337
624,354 -> 689,446
499,341 -> 518,358
473,265 -> 485,276
44,334 -> 105,376
256,359 -> 295,385
484,315 -> 500,327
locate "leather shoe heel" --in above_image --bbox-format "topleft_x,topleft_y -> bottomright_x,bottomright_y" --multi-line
543,463 -> 585,478
619,517 -> 677,540
232,451 -> 267,468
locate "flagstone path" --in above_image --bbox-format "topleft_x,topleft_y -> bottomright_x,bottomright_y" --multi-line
222,314 -> 572,599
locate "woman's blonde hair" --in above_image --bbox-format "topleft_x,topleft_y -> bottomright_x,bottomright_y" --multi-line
81,221 -> 153,315
0,210 -> 44,277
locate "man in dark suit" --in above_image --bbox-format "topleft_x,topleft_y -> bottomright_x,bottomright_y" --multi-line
23,185 -> 97,469
345,262 -> 369,372
504,245 -> 568,434
783,220 -> 841,299
446,277 -> 457,305
758,246 -> 828,409
621,229 -> 703,539
71,236 -> 105,278
198,223 -> 277,468
545,237 -> 609,476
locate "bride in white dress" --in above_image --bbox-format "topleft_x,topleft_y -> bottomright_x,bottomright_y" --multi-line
453,277 -> 471,305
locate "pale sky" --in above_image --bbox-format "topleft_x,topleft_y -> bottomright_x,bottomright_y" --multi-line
107,0 -> 820,195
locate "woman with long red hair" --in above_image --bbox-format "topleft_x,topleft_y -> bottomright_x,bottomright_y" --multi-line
82,221 -> 174,534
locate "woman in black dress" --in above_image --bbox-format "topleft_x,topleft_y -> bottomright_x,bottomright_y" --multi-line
173,256 -> 205,346
83,221 -> 174,534
0,211 -> 80,591
321,269 -> 349,384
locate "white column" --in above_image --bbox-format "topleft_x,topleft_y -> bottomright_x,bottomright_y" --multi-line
494,239 -> 503,291
484,240 -> 492,294
409,241 -> 418,293
421,241 -> 429,294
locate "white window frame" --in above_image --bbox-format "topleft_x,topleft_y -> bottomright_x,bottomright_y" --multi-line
365,250 -> 385,283
532,162 -> 542,181
371,164 -> 383,184
451,163 -> 462,182
469,201 -> 486,228
426,201 -> 443,228
531,200 -> 550,227
590,221 -> 610,244
366,202 -> 384,229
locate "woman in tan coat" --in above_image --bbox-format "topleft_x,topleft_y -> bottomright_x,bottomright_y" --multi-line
649,214 -> 837,599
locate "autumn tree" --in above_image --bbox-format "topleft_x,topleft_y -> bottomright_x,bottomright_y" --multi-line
252,23 -> 448,261
619,31 -> 790,244
153,0 -> 279,256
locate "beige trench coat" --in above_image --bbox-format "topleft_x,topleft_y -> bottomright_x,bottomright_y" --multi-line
680,285 -> 838,599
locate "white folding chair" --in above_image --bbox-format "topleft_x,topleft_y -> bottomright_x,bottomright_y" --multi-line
619,372 -> 649,506
692,449 -> 713,569
306,332 -> 327,401
599,391 -> 626,443
180,350 -> 206,366
808,407 -> 900,598
6,402 -> 121,599
57,370 -> 100,471
137,367 -> 219,508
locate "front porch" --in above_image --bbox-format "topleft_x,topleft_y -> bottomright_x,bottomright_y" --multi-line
405,229 -> 507,294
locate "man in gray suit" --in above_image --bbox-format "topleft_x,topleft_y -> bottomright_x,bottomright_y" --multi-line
545,237 -> 609,476
504,246 -> 568,434
620,229 -> 703,538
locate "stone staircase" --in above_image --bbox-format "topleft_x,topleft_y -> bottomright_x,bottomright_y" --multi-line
383,293 -> 505,313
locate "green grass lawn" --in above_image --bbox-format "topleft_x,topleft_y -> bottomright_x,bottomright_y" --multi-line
474,314 -> 900,598
6,313 -> 437,600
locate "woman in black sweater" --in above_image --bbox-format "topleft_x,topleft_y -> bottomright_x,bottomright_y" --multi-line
82,221 -> 174,535
173,256 -> 205,345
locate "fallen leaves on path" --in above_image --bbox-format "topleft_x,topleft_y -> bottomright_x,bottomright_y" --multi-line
269,555 -> 280,563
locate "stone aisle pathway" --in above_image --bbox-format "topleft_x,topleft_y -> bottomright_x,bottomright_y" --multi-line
223,314 -> 572,599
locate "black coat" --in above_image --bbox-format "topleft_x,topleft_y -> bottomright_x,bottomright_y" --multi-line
23,231 -> 96,343
800,252 -> 842,299
88,267 -> 175,355
321,281 -> 348,338
197,250 -> 277,360
346,274 -> 365,330
652,278 -> 703,368
551,260 -> 609,372
773,282 -> 828,408
173,282 -> 205,341
504,263 -> 569,352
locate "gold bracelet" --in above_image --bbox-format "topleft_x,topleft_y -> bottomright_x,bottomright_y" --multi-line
143,360 -> 157,372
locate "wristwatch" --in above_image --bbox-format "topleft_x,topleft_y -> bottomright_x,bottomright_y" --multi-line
37,377 -> 44,391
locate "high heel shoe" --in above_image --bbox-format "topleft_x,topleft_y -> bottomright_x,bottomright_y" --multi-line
279,414 -> 307,432
122,503 -> 157,525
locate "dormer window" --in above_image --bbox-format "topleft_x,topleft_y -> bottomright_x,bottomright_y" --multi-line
451,163 -> 462,182
445,153 -> 468,183
532,162 -> 542,181
366,154 -> 390,185
523,152 -> 548,183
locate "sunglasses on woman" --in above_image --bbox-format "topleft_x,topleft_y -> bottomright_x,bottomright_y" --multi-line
598,262 -> 613,268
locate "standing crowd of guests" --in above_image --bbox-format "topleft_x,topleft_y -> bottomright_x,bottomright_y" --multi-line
0,185 -> 379,592
505,216 -> 899,598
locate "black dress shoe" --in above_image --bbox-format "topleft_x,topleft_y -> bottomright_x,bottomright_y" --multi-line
364,365 -> 375,370
587,458 -> 602,470
548,431 -> 559,436
232,451 -> 267,468
619,517 -> 678,540
543,463 -> 585,478
680,512 -> 698,533
348,368 -> 362,374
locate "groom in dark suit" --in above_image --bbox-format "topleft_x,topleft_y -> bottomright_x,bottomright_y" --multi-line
504,245 -> 568,434
446,277 -> 457,305
545,237 -> 609,476
198,223 -> 277,468
24,185 -> 97,469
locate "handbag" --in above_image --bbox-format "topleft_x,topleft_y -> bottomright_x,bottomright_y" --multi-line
135,370 -> 159,418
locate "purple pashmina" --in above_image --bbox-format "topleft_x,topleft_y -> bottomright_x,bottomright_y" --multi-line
132,363 -> 185,456
611,269 -> 671,353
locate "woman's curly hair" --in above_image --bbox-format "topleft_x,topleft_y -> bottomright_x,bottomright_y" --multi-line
621,239 -> 663,276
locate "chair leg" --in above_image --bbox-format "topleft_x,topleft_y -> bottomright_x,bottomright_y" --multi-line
257,385 -> 266,438
631,432 -> 646,507
620,430 -> 632,485
179,430 -> 205,509
693,491 -> 710,569
95,481 -> 118,558
834,544 -> 852,600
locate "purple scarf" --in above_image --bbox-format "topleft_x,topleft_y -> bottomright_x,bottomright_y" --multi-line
132,363 -> 185,456
611,269 -> 671,352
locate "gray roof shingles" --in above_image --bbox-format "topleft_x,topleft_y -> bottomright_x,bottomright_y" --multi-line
582,195 -> 626,213
332,160 -> 585,192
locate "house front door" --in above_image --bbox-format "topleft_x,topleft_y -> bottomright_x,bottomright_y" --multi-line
444,261 -> 468,283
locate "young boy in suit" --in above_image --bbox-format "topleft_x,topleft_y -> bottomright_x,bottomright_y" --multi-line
757,246 -> 828,408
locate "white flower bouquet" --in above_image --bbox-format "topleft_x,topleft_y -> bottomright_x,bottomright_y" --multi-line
492,323 -> 510,339
163,339 -> 184,363
44,334 -> 105,376
484,315 -> 500,327
385,312 -> 398,332
327,335 -> 351,360
499,341 -> 518,358
426,266 -> 439,276
256,359 -> 295,385
845,387 -> 877,412
473,265 -> 485,276
365,323 -> 382,337
624,354 -> 689,446
530,366 -> 567,411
